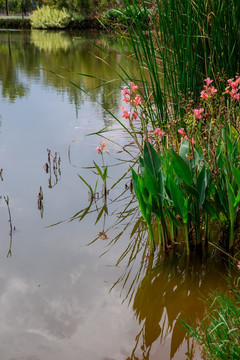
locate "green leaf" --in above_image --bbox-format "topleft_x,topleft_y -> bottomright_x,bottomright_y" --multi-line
93,161 -> 104,181
226,178 -> 236,223
169,176 -> 184,218
183,198 -> 189,224
233,166 -> 240,188
143,142 -> 161,177
179,138 -> 190,165
197,166 -> 208,209
234,190 -> 240,208
78,174 -> 94,196
170,149 -> 193,185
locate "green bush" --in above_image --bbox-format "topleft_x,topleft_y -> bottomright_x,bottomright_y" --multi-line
30,5 -> 71,28
103,6 -> 149,27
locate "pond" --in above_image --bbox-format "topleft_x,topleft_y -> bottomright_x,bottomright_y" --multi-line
0,29 -> 235,360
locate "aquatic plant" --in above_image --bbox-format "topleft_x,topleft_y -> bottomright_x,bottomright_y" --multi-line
129,77 -> 240,254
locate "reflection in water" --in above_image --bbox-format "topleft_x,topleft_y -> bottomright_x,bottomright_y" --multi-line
0,32 -> 30,102
68,179 -> 238,359
1,196 -> 15,257
129,250 -> 232,359
0,30 -> 135,125
44,148 -> 61,189
37,186 -> 44,218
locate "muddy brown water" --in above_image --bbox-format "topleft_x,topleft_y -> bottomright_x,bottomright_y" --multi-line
0,29 -> 236,360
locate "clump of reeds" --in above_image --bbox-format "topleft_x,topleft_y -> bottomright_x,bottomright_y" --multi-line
184,288 -> 240,360
117,0 -> 240,127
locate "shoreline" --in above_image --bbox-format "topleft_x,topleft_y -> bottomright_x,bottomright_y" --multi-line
0,16 -> 105,30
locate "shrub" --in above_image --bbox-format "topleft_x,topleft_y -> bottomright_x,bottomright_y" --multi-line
30,5 -> 71,29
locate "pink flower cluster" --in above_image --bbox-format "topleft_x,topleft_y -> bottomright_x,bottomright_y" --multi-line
178,128 -> 195,146
96,140 -> 107,154
200,78 -> 217,100
225,76 -> 240,100
121,82 -> 142,121
154,127 -> 165,137
193,108 -> 204,119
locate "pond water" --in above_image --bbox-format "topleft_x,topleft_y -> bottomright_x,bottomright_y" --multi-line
0,29 -> 235,360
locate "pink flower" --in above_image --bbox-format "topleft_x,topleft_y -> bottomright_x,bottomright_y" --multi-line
101,141 -> 107,148
131,112 -> 138,120
154,127 -> 165,137
209,86 -> 217,94
237,261 -> 240,270
225,86 -> 231,94
133,94 -> 142,106
193,108 -> 204,119
192,137 -> 196,146
178,128 -> 186,136
130,82 -> 139,92
96,146 -> 101,154
121,86 -> 130,96
180,135 -> 188,145
232,92 -> 239,100
204,78 -> 213,86
200,90 -> 209,99
122,95 -> 131,103
176,214 -> 180,220
121,106 -> 131,119
231,81 -> 239,89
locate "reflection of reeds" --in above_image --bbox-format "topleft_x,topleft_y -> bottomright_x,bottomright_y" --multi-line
4,196 -> 14,257
44,148 -> 61,189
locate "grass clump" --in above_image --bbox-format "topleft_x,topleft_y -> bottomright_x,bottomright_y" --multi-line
30,6 -> 71,29
184,289 -> 240,360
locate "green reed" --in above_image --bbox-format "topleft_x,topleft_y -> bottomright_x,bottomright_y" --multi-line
119,0 -> 240,125
184,288 -> 240,360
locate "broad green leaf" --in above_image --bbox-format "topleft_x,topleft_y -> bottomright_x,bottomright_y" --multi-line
139,157 -> 145,177
170,149 -> 193,185
234,190 -> 240,208
143,142 -> 161,177
197,166 -> 207,209
132,169 -> 147,220
183,198 -> 189,224
233,166 -> 240,188
183,182 -> 199,197
169,176 -> 184,218
204,201 -> 218,221
179,138 -> 190,165
226,178 -> 236,223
